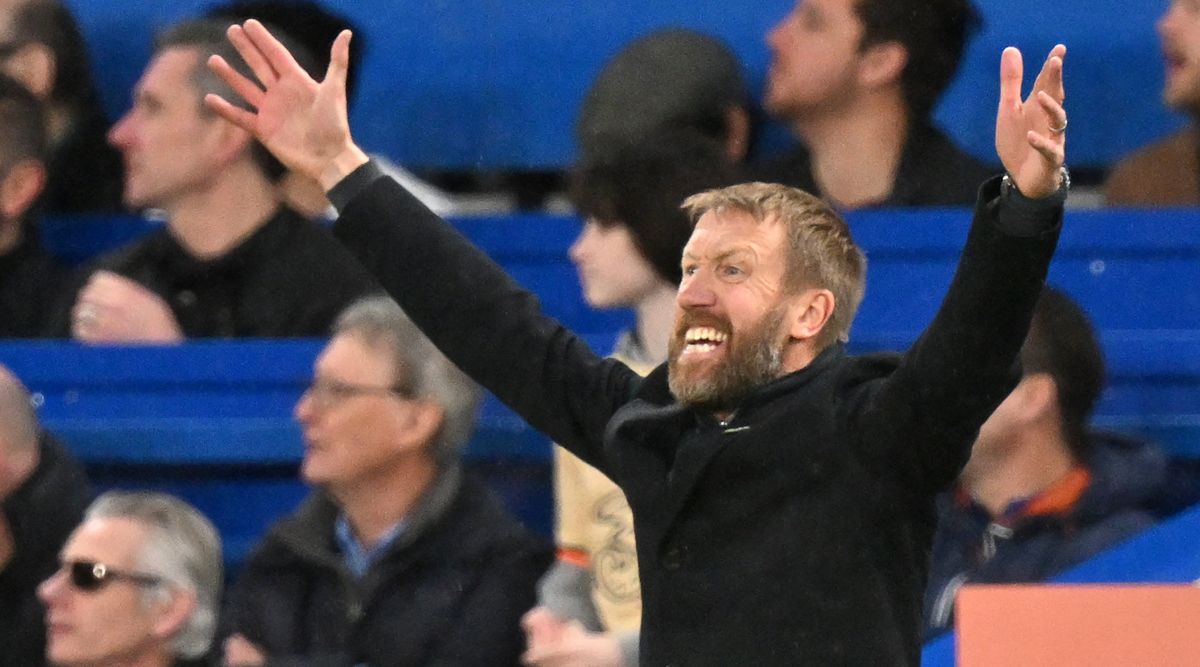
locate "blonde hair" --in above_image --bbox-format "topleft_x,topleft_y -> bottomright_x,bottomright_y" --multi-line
681,182 -> 867,346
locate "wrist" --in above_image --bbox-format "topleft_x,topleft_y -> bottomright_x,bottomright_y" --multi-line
1002,166 -> 1069,201
318,143 -> 370,193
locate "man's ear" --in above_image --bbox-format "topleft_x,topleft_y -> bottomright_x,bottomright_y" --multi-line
1016,373 -> 1058,423
151,588 -> 197,643
857,40 -> 908,89
393,400 -> 445,456
0,159 -> 48,221
207,117 -> 255,166
5,43 -> 56,100
787,288 -> 836,342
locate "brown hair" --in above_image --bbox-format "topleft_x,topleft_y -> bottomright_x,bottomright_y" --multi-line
681,182 -> 866,347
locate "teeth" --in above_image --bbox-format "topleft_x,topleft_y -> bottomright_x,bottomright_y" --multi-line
684,327 -> 727,344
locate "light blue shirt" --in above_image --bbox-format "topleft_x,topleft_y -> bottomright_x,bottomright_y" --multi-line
334,514 -> 406,579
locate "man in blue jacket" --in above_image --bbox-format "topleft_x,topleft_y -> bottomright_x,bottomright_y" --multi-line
207,21 -> 1070,665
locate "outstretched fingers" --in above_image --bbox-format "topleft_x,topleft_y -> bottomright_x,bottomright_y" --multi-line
242,19 -> 310,81
1030,44 -> 1067,101
207,53 -> 264,109
1025,129 -> 1065,166
998,47 -> 1024,113
226,24 -> 277,87
204,92 -> 257,133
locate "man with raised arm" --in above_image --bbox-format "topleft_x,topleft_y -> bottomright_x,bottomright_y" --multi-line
207,21 -> 1069,665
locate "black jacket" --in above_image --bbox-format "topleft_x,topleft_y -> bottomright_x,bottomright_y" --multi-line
329,164 -> 1063,665
49,206 -> 377,337
0,433 -> 91,667
0,230 -> 66,338
753,122 -> 995,208
224,469 -> 552,666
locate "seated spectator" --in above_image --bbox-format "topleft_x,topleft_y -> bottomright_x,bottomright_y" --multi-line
222,296 -> 552,666
755,0 -> 992,208
0,364 -> 90,666
0,73 -> 66,338
0,0 -> 124,213
205,0 -> 463,219
523,132 -> 740,667
575,28 -> 752,164
49,19 -> 376,342
37,490 -> 222,667
923,287 -> 1162,638
1105,1 -> 1200,205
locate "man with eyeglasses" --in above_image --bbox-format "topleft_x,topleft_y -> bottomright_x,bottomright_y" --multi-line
221,295 -> 551,667
37,490 -> 222,667
0,363 -> 90,667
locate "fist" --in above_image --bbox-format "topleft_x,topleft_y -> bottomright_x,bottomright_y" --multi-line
72,271 -> 184,344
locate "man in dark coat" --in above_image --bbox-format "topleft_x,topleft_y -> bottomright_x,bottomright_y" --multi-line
923,288 -> 1165,637
208,23 -> 1070,665
222,296 -> 551,666
0,364 -> 90,667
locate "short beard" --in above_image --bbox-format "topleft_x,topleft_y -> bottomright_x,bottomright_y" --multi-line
668,307 -> 786,413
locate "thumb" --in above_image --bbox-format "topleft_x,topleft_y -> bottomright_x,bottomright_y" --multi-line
325,30 -> 352,88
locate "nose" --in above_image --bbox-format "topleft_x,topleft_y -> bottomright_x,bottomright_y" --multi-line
294,388 -> 315,425
1158,5 -> 1177,36
37,568 -> 67,606
568,221 -> 597,265
107,111 -> 134,150
765,10 -> 790,50
676,272 -> 717,309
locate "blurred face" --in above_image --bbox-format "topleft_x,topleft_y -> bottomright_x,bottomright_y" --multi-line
1159,0 -> 1200,112
294,333 -> 420,490
569,219 -> 665,309
108,48 -> 225,211
37,517 -> 169,667
669,209 -> 792,410
764,0 -> 867,122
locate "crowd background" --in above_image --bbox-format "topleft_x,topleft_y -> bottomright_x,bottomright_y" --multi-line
64,0 -> 1179,207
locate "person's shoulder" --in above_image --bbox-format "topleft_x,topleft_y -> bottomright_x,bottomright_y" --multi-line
448,475 -> 552,555
1104,127 -> 1199,205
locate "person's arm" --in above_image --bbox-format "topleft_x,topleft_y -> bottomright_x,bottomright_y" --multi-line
858,45 -> 1070,492
204,21 -> 636,467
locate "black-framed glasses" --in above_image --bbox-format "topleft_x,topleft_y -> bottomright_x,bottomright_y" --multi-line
303,378 -> 414,409
63,560 -> 164,592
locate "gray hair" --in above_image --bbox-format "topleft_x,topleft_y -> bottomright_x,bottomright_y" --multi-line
85,491 -> 223,660
333,295 -> 482,465
0,365 -> 39,455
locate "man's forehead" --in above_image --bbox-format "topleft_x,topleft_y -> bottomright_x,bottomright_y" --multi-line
688,208 -> 785,246
137,47 -> 201,95
64,516 -> 146,564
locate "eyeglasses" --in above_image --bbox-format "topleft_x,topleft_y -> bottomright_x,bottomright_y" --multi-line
61,560 -> 164,592
303,378 -> 414,409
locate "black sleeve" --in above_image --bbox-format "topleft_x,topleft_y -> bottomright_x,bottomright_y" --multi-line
330,163 -> 640,473
856,175 -> 1064,493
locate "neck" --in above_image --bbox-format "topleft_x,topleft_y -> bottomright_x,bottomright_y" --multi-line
961,424 -> 1077,517
164,161 -> 280,259
633,282 -> 678,364
330,457 -> 438,549
792,91 -> 909,209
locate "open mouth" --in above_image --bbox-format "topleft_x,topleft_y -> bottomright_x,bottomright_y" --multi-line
682,326 -> 728,355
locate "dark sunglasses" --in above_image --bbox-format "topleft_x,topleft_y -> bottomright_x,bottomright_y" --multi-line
63,560 -> 164,592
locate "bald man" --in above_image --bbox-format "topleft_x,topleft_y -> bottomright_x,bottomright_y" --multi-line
0,364 -> 91,666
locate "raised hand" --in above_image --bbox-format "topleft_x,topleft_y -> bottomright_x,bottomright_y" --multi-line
995,44 -> 1068,199
205,20 -> 368,190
